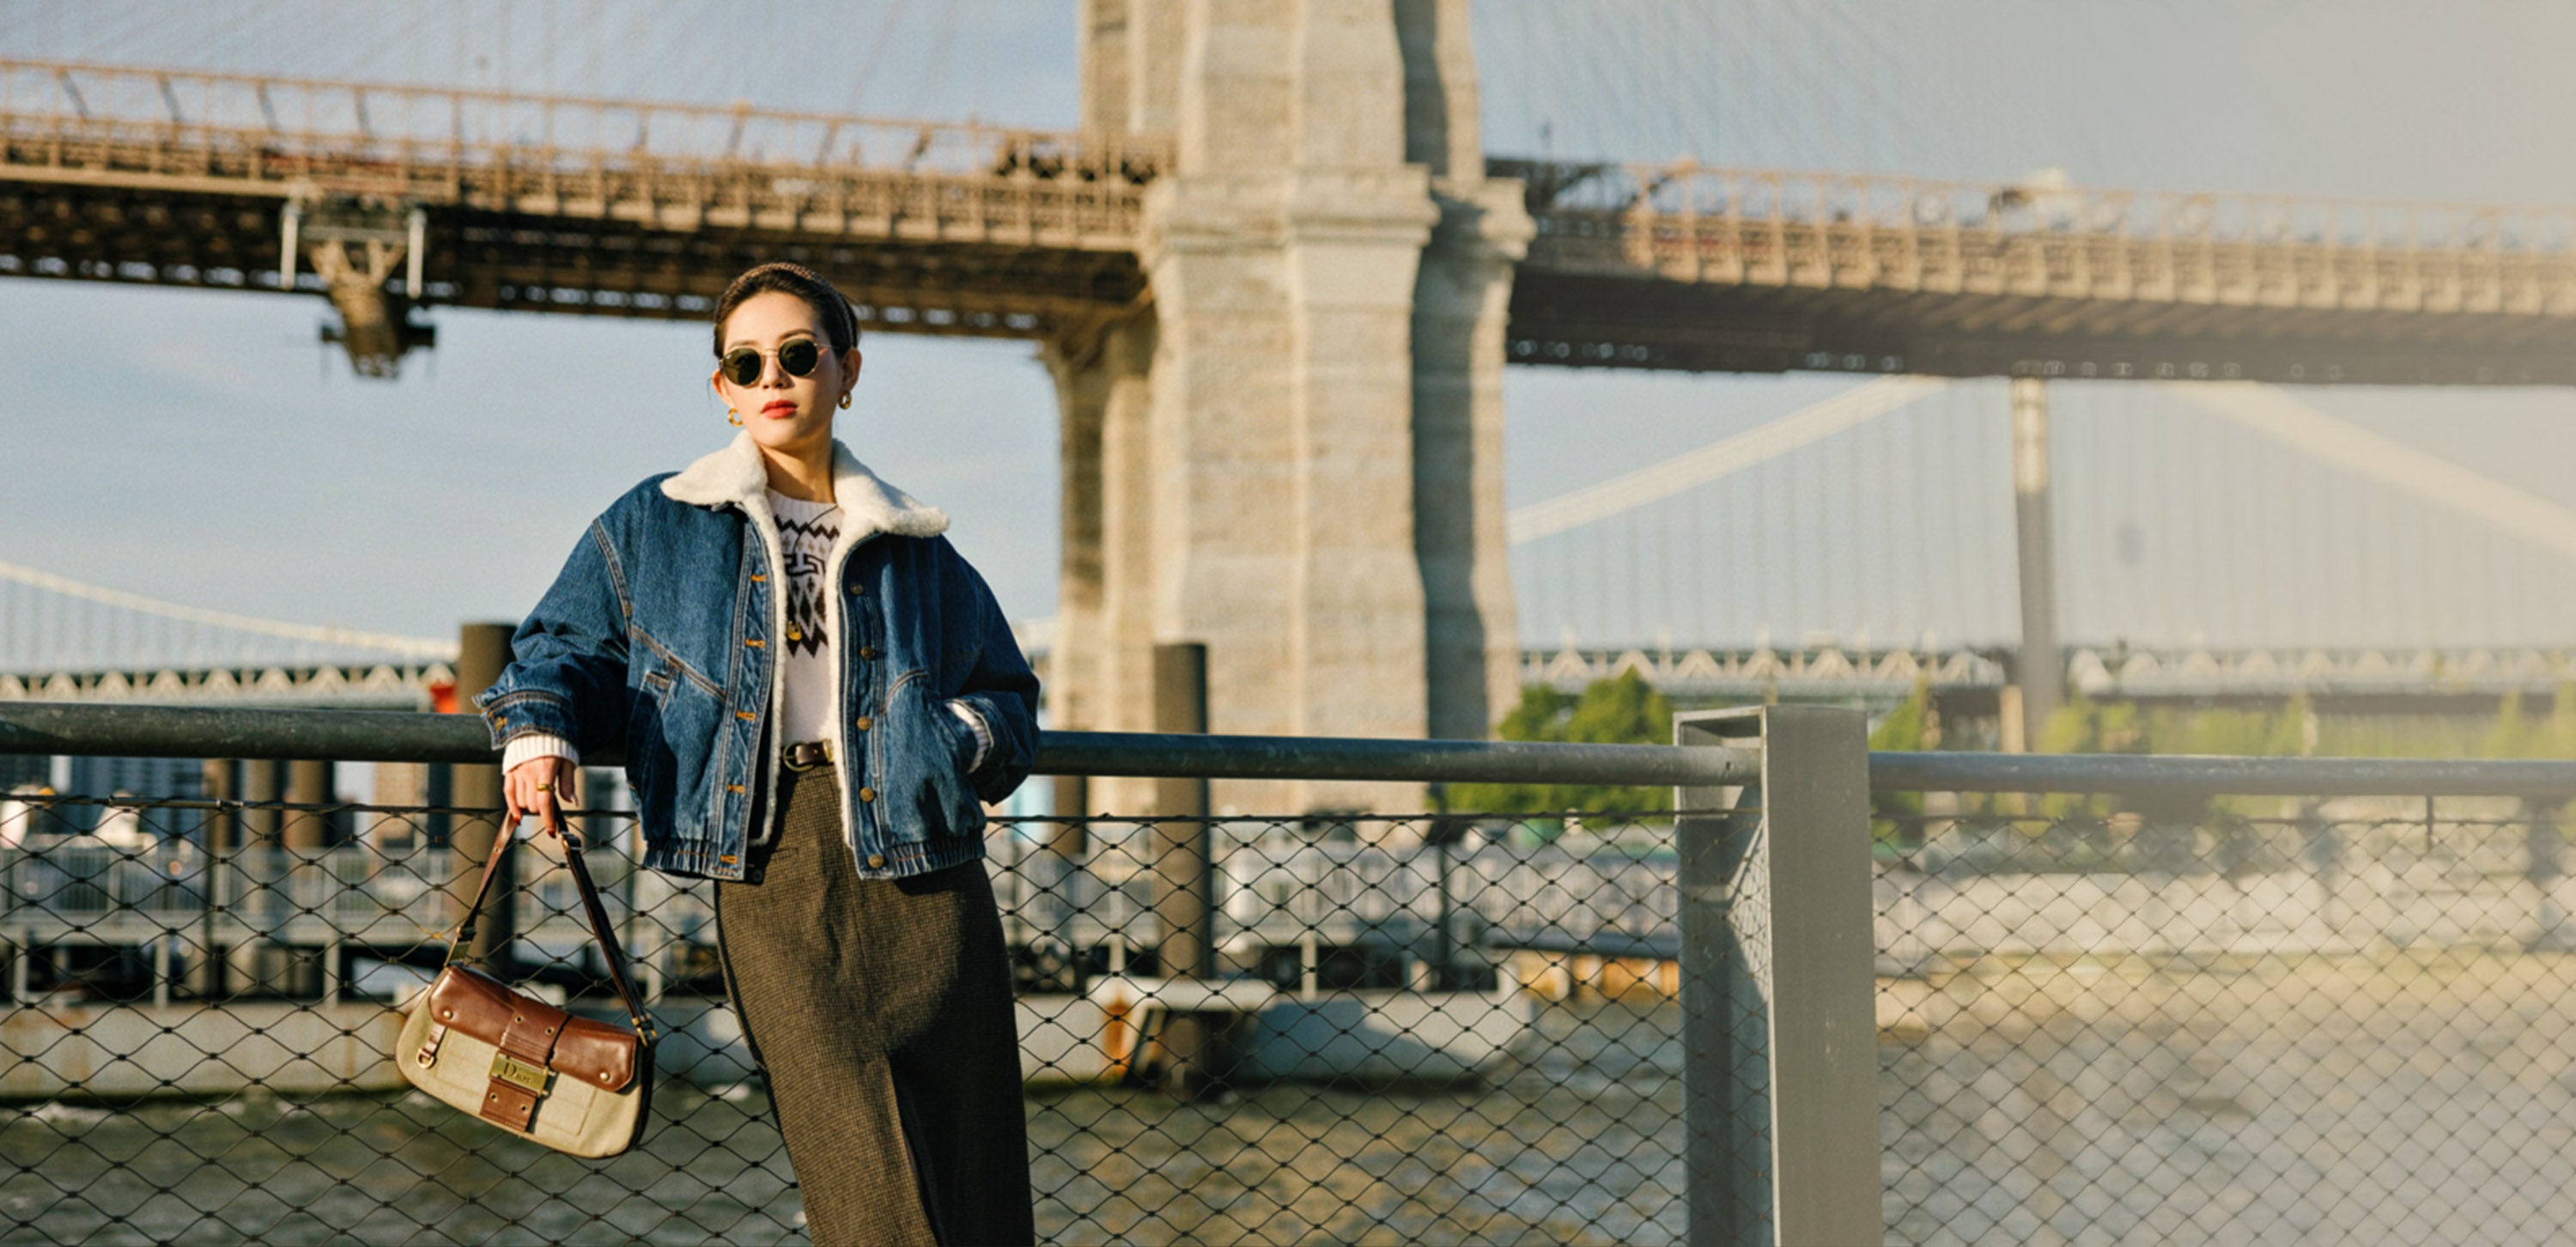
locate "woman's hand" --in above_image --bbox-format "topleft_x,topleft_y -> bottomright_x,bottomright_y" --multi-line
504,755 -> 581,838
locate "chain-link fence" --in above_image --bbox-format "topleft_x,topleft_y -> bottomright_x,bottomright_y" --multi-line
46,703 -> 2559,1245
1875,788 -> 2576,1246
0,788 -> 1692,1245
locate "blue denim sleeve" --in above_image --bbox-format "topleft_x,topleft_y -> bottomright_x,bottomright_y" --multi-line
472,520 -> 632,755
940,541 -> 1042,805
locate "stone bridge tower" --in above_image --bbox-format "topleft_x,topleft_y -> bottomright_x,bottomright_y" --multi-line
1049,0 -> 1531,814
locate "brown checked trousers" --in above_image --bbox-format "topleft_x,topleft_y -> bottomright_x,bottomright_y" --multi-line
716,762 -> 1034,1246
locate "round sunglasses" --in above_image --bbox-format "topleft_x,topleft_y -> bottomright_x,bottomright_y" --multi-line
718,338 -> 828,386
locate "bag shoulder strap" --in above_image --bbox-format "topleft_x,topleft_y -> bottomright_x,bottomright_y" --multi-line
447,824 -> 657,1041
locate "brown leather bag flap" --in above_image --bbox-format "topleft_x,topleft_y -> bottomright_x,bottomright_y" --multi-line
422,966 -> 640,1091
552,1015 -> 642,1092
424,965 -> 569,1048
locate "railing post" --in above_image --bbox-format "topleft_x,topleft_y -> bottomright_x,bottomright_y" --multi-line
1149,642 -> 1221,1099
1151,643 -> 1215,978
236,757 -> 283,994
1675,706 -> 1880,1246
452,624 -> 516,972
1042,772 -> 1091,993
281,757 -> 332,997
193,758 -> 234,1000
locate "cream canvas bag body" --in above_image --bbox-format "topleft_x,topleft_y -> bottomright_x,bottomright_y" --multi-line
398,827 -> 658,1159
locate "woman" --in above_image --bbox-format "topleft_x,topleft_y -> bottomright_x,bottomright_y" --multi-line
475,261 -> 1041,1246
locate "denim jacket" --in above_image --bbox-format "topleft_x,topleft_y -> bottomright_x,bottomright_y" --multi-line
474,433 -> 1040,883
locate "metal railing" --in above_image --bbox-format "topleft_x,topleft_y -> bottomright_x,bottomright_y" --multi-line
18,699 -> 2566,1244
0,701 -> 1776,1246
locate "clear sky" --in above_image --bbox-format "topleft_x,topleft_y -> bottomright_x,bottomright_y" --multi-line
9,1 -> 2576,655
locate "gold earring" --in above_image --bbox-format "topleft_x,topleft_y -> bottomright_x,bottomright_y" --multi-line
837,392 -> 851,411
727,409 -> 743,427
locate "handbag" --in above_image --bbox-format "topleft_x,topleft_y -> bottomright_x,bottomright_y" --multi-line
396,825 -> 659,1158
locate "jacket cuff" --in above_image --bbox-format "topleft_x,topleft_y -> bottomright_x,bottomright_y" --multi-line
477,688 -> 580,750
502,733 -> 580,774
947,702 -> 993,774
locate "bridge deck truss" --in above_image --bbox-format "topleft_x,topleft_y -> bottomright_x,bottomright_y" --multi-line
10,62 -> 2576,382
0,60 -> 1159,350
1503,161 -> 2576,384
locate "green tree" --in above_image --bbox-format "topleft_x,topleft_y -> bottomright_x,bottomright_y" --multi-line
1492,684 -> 1576,745
2267,692 -> 2317,757
1869,678 -> 1933,844
2544,683 -> 2576,757
1449,671 -> 1675,816
2488,690 -> 2537,759
1869,678 -> 1932,753
2036,696 -> 2145,755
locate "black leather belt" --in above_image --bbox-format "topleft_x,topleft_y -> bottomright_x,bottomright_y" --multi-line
781,740 -> 835,772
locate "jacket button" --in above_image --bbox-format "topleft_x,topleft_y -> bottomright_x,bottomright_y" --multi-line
858,787 -> 877,802
866,853 -> 886,868
854,715 -> 873,731
859,646 -> 879,660
848,583 -> 863,596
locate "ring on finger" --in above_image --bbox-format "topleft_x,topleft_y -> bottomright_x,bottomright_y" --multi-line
534,782 -> 552,792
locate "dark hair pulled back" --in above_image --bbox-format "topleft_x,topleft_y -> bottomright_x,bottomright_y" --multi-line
712,262 -> 860,356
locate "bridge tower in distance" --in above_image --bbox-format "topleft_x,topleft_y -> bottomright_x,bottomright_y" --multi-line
1049,0 -> 1533,814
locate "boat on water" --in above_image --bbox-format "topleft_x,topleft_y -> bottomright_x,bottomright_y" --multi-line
642,824 -> 1568,1089
1023,967 -> 1535,1087
640,946 -> 1537,1091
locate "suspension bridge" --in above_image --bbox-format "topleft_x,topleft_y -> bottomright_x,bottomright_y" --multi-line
8,3 -> 2576,807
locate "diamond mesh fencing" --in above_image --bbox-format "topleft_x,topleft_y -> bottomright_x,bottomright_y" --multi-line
0,789 -> 1691,1245
1877,792 -> 2576,1246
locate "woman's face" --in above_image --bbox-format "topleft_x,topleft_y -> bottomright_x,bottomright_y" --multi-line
711,291 -> 861,454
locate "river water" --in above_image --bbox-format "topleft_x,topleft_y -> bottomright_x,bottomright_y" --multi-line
9,956 -> 2571,1245
0,998 -> 1681,1246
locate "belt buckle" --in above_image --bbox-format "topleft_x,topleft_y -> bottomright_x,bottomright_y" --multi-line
782,740 -> 832,772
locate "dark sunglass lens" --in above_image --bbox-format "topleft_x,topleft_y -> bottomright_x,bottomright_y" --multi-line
780,340 -> 821,377
721,350 -> 762,386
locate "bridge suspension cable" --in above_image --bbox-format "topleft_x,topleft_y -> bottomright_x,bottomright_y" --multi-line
2172,383 -> 2576,566
1506,375 -> 1950,544
1507,375 -> 2576,654
0,559 -> 455,666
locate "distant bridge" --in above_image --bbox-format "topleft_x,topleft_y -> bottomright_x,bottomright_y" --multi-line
15,642 -> 2576,715
0,661 -> 453,711
1523,644 -> 2576,708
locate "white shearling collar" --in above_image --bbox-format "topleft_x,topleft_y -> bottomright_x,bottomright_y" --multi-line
659,431 -> 948,540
